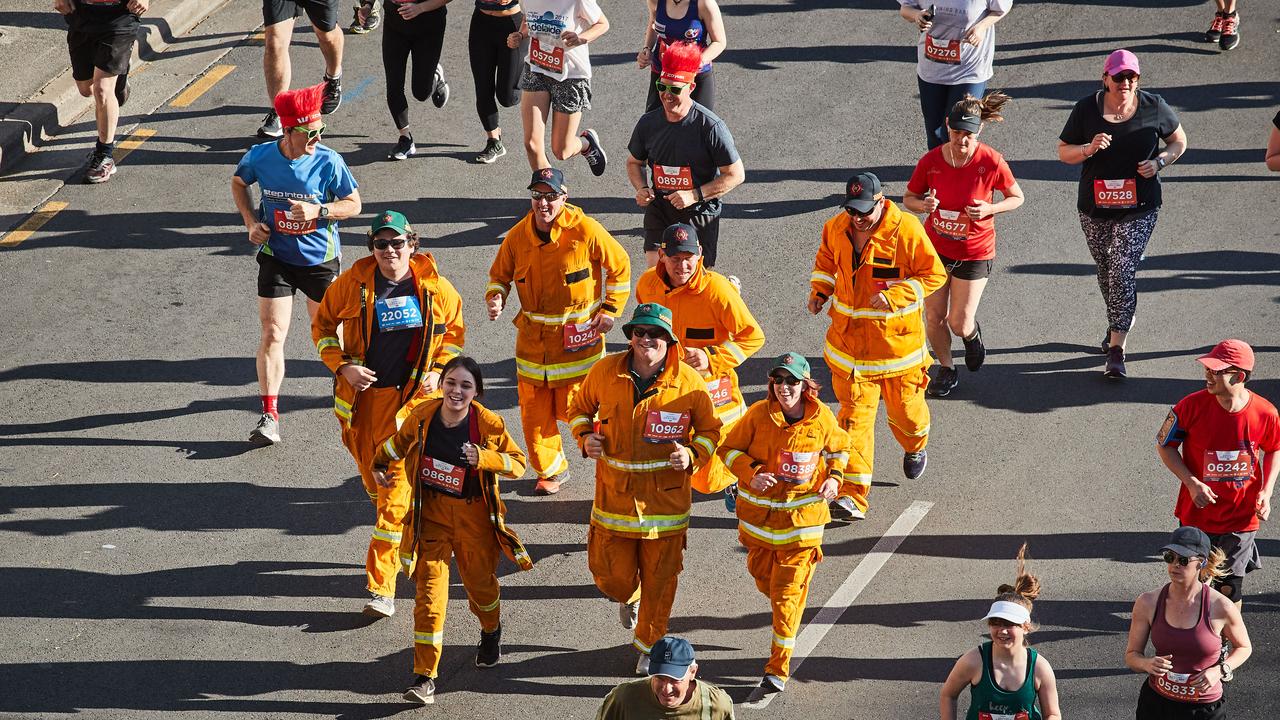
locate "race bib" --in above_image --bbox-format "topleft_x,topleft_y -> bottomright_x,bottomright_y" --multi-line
924,34 -> 961,64
420,456 -> 467,496
930,209 -> 971,240
376,295 -> 424,332
978,713 -> 1030,720
653,165 -> 694,192
706,376 -> 733,409
529,37 -> 565,74
1093,178 -> 1137,209
776,450 -> 818,484
1154,672 -> 1206,702
643,410 -> 690,444
1202,449 -> 1253,483
273,209 -> 316,236
563,321 -> 601,352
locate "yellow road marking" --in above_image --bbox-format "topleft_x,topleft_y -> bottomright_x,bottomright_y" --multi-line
114,128 -> 156,163
248,31 -> 265,45
1,201 -> 69,248
170,64 -> 235,108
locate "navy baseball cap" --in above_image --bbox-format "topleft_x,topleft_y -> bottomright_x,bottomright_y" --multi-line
1162,526 -> 1211,559
843,172 -> 884,213
528,167 -> 568,194
661,223 -> 700,256
648,636 -> 696,679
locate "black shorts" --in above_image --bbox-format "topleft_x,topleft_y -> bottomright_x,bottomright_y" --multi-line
68,30 -> 135,81
1135,679 -> 1226,720
256,251 -> 339,302
643,200 -> 722,266
263,0 -> 340,31
936,252 -> 993,281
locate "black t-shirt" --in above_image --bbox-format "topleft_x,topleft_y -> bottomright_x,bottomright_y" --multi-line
1059,90 -> 1180,219
627,102 -> 740,216
365,272 -> 422,389
66,0 -> 139,35
422,409 -> 479,498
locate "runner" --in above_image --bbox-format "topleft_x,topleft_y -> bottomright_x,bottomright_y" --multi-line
357,0 -> 451,161
903,91 -> 1023,397
231,82 -> 361,446
1124,526 -> 1253,720
596,636 -> 736,719
468,0 -> 525,163
939,544 -> 1062,720
257,0 -> 346,138
506,0 -> 609,174
311,210 -> 465,618
637,0 -> 726,113
635,223 -> 764,495
898,0 -> 1012,149
487,167 -> 630,495
626,41 -> 744,269
54,0 -> 147,184
568,303 -> 722,674
370,356 -> 533,705
1204,1 -> 1240,51
1057,49 -> 1188,379
716,352 -> 847,697
1156,340 -> 1278,608
808,171 -> 945,520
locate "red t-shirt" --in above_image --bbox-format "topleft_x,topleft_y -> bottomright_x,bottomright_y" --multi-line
1157,389 -> 1280,534
905,143 -> 1015,261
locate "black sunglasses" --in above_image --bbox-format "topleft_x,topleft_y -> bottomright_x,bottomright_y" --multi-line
845,206 -> 875,219
373,238 -> 408,251
770,375 -> 803,386
531,191 -> 566,202
1110,71 -> 1138,83
630,327 -> 669,340
1162,550 -> 1198,567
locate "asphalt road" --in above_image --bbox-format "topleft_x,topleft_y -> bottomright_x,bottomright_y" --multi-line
1,1 -> 1278,718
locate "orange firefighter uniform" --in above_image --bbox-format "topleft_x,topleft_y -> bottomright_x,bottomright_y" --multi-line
568,346 -> 722,655
635,259 -> 765,493
487,203 -> 630,482
809,201 -> 944,513
372,398 -> 533,678
312,253 -> 465,598
717,396 -> 849,682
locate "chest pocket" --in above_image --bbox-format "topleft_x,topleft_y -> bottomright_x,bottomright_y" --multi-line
564,262 -> 595,307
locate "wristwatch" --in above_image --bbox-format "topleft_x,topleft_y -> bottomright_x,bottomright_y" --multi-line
319,204 -> 330,218
1219,661 -> 1233,682
1156,156 -> 1167,170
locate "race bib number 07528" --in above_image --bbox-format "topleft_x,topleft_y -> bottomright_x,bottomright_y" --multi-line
1093,178 -> 1137,208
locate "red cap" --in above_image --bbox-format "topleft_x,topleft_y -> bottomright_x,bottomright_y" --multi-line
659,41 -> 702,85
273,82 -> 326,130
1198,339 -> 1254,372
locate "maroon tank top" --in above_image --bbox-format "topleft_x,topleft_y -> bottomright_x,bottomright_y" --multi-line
1148,583 -> 1222,703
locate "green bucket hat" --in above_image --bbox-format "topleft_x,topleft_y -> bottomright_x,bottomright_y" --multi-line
369,209 -> 412,236
770,352 -> 811,380
622,302 -> 677,343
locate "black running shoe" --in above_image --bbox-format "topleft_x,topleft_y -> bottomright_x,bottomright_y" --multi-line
431,65 -> 449,108
257,110 -> 283,138
962,322 -> 986,371
475,624 -> 502,668
403,675 -> 435,705
903,450 -> 927,480
1103,346 -> 1127,379
388,134 -> 416,161
927,366 -> 958,398
580,128 -> 607,176
321,75 -> 342,114
474,137 -> 506,164
349,1 -> 381,33
1205,11 -> 1226,42
1219,12 -> 1239,51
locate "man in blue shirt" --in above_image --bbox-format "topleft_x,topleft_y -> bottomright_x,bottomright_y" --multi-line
232,82 -> 361,446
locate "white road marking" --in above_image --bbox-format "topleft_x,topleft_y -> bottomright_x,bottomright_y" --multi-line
744,500 -> 934,709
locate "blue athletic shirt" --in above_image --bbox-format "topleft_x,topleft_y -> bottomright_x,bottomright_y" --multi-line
233,141 -> 358,267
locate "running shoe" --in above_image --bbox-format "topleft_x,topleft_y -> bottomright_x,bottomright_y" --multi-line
580,128 -> 607,176
349,1 -> 380,33
1219,12 -> 1239,51
635,653 -> 650,676
759,675 -> 786,694
249,412 -> 281,446
363,593 -> 395,618
829,495 -> 864,521
1101,332 -> 1110,355
903,450 -> 928,480
115,65 -> 130,108
474,137 -> 506,164
534,472 -> 565,495
257,110 -> 283,138
927,366 -> 959,398
431,65 -> 450,108
403,675 -> 435,705
388,134 -> 416,161
321,75 -> 342,114
1103,346 -> 1127,379
475,624 -> 502,668
962,322 -> 986,371
619,600 -> 639,630
1205,11 -> 1226,42
85,148 -> 116,184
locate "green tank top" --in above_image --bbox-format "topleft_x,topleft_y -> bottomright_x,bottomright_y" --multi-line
965,641 -> 1042,720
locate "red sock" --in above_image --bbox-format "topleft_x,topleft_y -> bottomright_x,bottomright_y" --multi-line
261,395 -> 279,420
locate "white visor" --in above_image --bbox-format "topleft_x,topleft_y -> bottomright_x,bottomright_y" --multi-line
983,600 -> 1030,625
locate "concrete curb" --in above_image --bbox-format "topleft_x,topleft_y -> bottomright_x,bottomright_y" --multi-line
0,0 -> 234,176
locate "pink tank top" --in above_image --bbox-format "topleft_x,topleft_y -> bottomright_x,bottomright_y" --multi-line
1148,583 -> 1222,704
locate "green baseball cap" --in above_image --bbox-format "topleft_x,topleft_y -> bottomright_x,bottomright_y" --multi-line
369,209 -> 412,236
622,302 -> 677,343
770,352 -> 811,380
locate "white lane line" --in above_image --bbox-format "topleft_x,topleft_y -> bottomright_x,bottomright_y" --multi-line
745,500 -> 934,709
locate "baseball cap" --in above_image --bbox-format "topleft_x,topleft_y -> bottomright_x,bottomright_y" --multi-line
622,302 -> 677,343
1162,526 -> 1211,559
1197,339 -> 1254,372
647,636 -> 696,679
770,352 -> 811,380
528,167 -> 568,194
948,106 -> 983,134
369,210 -> 412,236
982,600 -> 1031,626
661,223 -> 700,256
273,82 -> 326,129
1103,49 -> 1140,76
843,172 -> 884,214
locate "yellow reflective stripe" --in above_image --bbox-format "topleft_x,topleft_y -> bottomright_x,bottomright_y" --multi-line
316,336 -> 340,351
400,554 -> 413,572
723,448 -> 747,468
335,396 -> 353,420
738,488 -> 825,511
721,341 -> 747,365
440,344 -> 462,356
843,473 -> 872,487
902,278 -> 924,301
888,419 -> 930,437
810,270 -> 835,287
824,342 -> 928,376
591,506 -> 690,533
382,438 -> 401,461
522,300 -> 601,325
475,596 -> 500,613
514,548 -> 531,566
540,452 -> 568,477
372,528 -> 402,543
633,637 -> 653,653
486,282 -> 509,297
605,283 -> 629,294
715,401 -> 746,425
831,298 -> 921,319
516,349 -> 603,382
602,454 -> 671,473
739,519 -> 824,545
569,415 -> 592,431
414,631 -> 443,645
501,453 -> 514,474
773,632 -> 796,649
824,451 -> 849,463
691,435 -> 716,460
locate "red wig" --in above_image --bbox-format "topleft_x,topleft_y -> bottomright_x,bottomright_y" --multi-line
274,82 -> 326,129
659,41 -> 703,84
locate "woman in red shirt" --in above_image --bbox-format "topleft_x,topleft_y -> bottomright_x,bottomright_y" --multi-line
904,91 -> 1023,397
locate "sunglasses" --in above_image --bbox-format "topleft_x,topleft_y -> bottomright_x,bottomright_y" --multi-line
1162,550 -> 1199,567
630,327 -> 669,341
1110,72 -> 1138,83
291,124 -> 326,141
770,375 -> 804,386
1205,367 -> 1238,377
531,191 -> 566,202
654,80 -> 690,95
845,206 -> 875,219
373,238 -> 408,251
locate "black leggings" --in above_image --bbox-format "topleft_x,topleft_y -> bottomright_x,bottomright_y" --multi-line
382,2 -> 447,130
644,68 -> 715,113
468,9 -> 524,133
